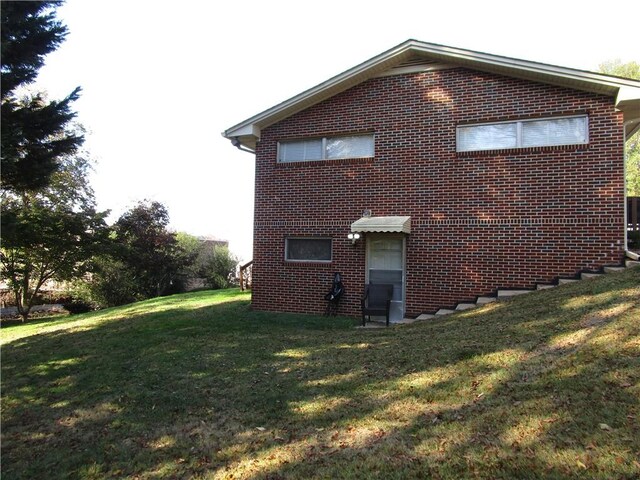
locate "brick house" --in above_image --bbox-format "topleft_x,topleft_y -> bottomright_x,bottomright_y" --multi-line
223,40 -> 640,321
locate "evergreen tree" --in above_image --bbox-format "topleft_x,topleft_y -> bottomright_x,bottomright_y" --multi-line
1,1 -> 83,192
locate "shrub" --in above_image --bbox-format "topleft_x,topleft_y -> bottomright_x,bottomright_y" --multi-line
68,257 -> 140,309
62,301 -> 93,314
198,246 -> 239,289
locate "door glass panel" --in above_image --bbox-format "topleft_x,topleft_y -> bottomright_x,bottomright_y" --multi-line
369,269 -> 402,301
369,239 -> 403,269
368,237 -> 404,319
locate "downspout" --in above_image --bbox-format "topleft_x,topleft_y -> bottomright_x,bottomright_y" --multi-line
623,120 -> 640,261
231,137 -> 256,154
623,121 -> 628,254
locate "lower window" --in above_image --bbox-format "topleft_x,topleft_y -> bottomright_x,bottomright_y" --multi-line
285,238 -> 332,262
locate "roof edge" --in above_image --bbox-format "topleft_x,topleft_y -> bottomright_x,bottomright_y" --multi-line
222,39 -> 418,145
223,40 -> 640,149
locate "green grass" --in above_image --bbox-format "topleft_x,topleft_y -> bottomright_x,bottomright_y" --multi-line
2,270 -> 639,479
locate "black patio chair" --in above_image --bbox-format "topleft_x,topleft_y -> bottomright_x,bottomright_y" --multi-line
361,284 -> 394,326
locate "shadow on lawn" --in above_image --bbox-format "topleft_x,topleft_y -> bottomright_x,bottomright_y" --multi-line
2,273 -> 639,479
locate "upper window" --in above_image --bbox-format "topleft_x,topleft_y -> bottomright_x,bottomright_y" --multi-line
285,238 -> 332,262
456,115 -> 588,152
278,135 -> 374,163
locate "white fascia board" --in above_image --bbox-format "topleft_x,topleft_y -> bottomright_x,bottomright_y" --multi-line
223,123 -> 261,139
221,124 -> 261,152
222,40 -> 417,148
616,85 -> 640,105
416,43 -> 640,103
615,86 -> 640,137
223,40 -> 640,149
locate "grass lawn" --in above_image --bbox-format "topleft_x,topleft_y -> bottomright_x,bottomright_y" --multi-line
2,269 -> 639,479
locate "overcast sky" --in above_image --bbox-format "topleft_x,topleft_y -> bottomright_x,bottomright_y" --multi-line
34,0 -> 640,261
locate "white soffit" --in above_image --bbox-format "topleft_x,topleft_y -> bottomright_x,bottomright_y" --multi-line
351,216 -> 411,234
223,39 -> 640,150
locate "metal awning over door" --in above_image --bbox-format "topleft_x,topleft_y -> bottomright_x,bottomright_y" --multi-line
350,216 -> 411,234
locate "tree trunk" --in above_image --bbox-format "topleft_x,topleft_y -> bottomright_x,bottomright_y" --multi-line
15,291 -> 31,322
16,270 -> 34,322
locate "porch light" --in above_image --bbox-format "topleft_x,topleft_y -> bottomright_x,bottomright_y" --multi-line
347,232 -> 361,244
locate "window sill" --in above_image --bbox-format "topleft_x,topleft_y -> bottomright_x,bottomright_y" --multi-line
277,157 -> 375,167
284,261 -> 333,267
456,144 -> 590,158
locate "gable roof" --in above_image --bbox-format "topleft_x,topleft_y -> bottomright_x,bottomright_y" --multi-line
223,39 -> 640,151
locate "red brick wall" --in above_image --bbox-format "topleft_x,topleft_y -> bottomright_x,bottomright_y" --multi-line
252,68 -> 625,317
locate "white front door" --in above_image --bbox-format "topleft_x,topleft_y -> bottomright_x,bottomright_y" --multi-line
367,235 -> 405,322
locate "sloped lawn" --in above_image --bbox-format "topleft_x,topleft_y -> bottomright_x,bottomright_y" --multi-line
2,270 -> 639,479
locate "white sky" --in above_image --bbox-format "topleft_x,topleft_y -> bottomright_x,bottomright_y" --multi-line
34,0 -> 640,262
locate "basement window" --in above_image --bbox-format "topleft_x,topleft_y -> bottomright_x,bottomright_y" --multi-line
285,238 -> 332,262
456,115 -> 588,152
278,135 -> 374,162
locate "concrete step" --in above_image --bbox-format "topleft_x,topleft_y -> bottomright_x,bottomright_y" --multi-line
581,272 -> 604,280
415,261 -> 635,326
396,318 -> 419,325
455,303 -> 477,311
497,289 -> 531,298
476,296 -> 497,304
604,266 -> 626,274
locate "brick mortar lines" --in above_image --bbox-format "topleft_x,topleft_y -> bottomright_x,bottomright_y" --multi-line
249,67 -> 625,317
255,216 -> 622,228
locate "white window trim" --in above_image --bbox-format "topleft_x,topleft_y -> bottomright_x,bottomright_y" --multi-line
284,237 -> 333,263
278,134 -> 375,163
456,115 -> 589,153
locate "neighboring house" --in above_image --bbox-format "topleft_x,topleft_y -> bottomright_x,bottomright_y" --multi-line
223,40 -> 640,321
198,236 -> 229,250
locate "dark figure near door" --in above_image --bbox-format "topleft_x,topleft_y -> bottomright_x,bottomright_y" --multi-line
324,272 -> 344,316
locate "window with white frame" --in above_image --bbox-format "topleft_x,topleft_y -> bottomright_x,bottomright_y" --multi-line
278,135 -> 374,162
285,238 -> 332,262
456,115 -> 588,152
